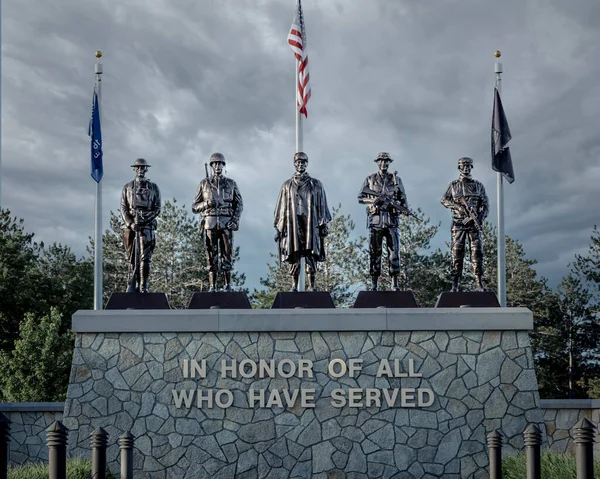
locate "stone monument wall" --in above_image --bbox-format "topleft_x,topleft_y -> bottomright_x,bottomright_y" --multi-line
63,308 -> 541,479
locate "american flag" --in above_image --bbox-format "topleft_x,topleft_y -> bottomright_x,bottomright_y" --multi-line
287,0 -> 311,117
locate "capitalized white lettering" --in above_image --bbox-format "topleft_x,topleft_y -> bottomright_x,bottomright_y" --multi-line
348,388 -> 363,407
221,360 -> 236,378
282,389 -> 300,406
408,359 -> 422,378
328,359 -> 347,378
300,389 -> 316,408
215,390 -> 233,408
348,359 -> 363,378
197,389 -> 213,408
401,388 -> 416,407
266,390 -> 283,408
248,389 -> 265,407
258,360 -> 275,378
297,359 -> 314,378
330,388 -> 346,407
239,359 -> 257,379
278,359 -> 296,378
172,390 -> 194,408
190,360 -> 206,378
376,359 -> 392,377
365,388 -> 381,408
382,388 -> 399,407
183,359 -> 189,378
393,359 -> 407,377
417,388 -> 434,407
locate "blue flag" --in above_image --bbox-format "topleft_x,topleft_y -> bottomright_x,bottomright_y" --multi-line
491,87 -> 514,183
88,89 -> 103,182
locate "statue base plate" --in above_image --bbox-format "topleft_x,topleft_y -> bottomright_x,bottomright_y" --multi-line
105,292 -> 171,310
187,292 -> 252,309
353,290 -> 419,308
435,291 -> 500,308
271,292 -> 335,309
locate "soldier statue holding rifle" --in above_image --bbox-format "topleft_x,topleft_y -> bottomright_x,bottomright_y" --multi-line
274,152 -> 331,292
441,156 -> 489,292
120,158 -> 162,293
192,153 -> 243,292
358,152 -> 419,292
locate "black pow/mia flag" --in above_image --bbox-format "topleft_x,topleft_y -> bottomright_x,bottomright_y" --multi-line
491,87 -> 515,183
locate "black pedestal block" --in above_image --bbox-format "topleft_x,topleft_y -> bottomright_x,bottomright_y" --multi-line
187,292 -> 252,309
271,292 -> 335,309
353,291 -> 419,308
435,291 -> 501,308
105,292 -> 171,310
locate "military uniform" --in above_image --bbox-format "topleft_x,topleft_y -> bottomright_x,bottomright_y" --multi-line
120,159 -> 161,293
441,157 -> 489,291
192,153 -> 243,292
358,152 -> 408,291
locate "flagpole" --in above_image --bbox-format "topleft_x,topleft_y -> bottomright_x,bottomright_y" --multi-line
94,51 -> 104,310
296,58 -> 306,292
495,51 -> 506,307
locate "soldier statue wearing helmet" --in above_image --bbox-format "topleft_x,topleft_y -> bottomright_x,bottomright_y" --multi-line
120,158 -> 162,293
192,153 -> 243,292
441,157 -> 489,292
358,152 -> 413,291
274,152 -> 332,292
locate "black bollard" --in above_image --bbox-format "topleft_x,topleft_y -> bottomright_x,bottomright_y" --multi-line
487,429 -> 503,479
574,417 -> 596,479
46,420 -> 68,479
523,424 -> 542,479
91,427 -> 109,479
119,432 -> 135,479
0,413 -> 10,479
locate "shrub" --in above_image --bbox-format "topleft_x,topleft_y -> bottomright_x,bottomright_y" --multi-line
8,457 -> 116,479
503,451 -> 600,478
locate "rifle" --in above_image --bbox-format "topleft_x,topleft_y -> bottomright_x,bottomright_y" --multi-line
457,196 -> 482,232
126,214 -> 142,293
360,186 -> 422,223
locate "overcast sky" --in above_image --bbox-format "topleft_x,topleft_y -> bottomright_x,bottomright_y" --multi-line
2,0 -> 600,293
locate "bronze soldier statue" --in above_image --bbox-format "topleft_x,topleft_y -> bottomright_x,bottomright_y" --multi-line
192,153 -> 243,292
274,152 -> 332,292
441,157 -> 489,292
120,158 -> 162,293
358,152 -> 414,291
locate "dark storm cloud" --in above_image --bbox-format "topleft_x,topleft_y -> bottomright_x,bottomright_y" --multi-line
2,0 -> 600,291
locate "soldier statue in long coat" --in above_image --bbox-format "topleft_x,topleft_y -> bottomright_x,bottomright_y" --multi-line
120,158 -> 162,293
192,153 -> 243,292
274,152 -> 332,292
441,157 -> 489,292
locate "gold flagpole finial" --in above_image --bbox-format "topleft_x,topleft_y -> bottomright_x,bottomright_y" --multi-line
494,50 -> 501,58
95,50 -> 103,58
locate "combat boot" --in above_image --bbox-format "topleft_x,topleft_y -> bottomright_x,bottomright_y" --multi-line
208,272 -> 217,292
391,275 -> 400,292
290,273 -> 299,292
140,262 -> 150,293
371,276 -> 379,291
451,276 -> 460,293
307,273 -> 318,292
475,275 -> 485,292
223,272 -> 232,292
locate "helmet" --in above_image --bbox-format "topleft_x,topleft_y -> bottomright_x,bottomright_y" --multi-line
294,152 -> 309,163
209,152 -> 226,165
131,158 -> 151,168
458,157 -> 474,167
374,152 -> 393,163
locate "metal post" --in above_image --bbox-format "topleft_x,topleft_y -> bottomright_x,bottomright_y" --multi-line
93,51 -> 104,310
119,432 -> 135,479
574,418 -> 595,479
495,51 -> 506,307
46,420 -> 68,479
91,427 -> 108,479
523,424 -> 541,479
487,429 -> 503,479
0,413 -> 10,479
296,58 -> 306,293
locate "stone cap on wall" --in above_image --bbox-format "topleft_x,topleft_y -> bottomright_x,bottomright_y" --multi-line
73,307 -> 533,333
0,402 -> 65,412
540,399 -> 600,409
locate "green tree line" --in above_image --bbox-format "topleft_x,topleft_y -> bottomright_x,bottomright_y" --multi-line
0,203 -> 599,401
